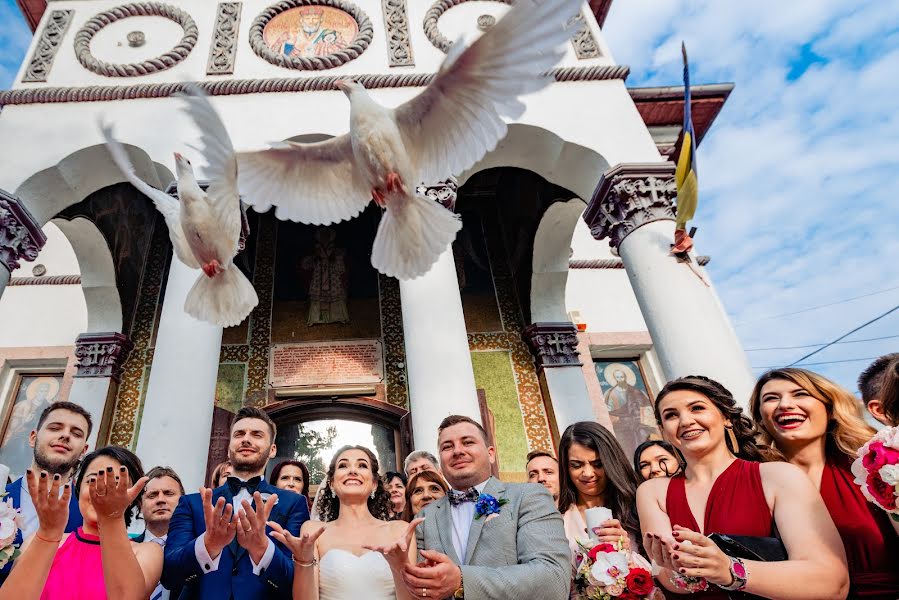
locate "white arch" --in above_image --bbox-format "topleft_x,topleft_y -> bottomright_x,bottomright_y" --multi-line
51,217 -> 122,333
531,199 -> 587,322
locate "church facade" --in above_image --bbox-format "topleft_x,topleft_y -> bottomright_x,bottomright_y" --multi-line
0,0 -> 751,489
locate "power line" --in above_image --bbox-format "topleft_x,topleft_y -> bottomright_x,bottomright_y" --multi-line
744,334 -> 899,352
734,284 -> 899,326
786,303 -> 899,367
753,357 -> 878,369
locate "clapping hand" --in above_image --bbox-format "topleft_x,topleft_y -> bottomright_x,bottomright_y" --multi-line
363,518 -> 424,572
668,525 -> 732,586
25,469 -> 70,542
201,487 -> 236,559
268,521 -> 326,565
88,466 -> 148,524
591,518 -> 631,550
235,492 -> 277,564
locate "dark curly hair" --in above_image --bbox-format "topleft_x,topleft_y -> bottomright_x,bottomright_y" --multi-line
316,445 -> 392,522
654,376 -> 766,462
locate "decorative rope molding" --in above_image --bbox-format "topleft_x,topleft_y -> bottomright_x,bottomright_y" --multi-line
382,0 -> 414,67
249,0 -> 373,71
9,274 -> 82,285
73,2 -> 199,77
423,0 -> 511,53
23,10 -> 74,83
0,65 -> 629,106
569,256 -> 709,269
207,2 -> 242,75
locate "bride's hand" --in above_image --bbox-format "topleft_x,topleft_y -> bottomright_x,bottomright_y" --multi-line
363,518 -> 424,572
268,521 -> 326,564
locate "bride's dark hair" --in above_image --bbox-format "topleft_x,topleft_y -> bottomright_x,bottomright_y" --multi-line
317,445 -> 392,521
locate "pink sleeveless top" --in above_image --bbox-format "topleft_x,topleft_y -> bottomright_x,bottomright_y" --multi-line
40,528 -> 108,600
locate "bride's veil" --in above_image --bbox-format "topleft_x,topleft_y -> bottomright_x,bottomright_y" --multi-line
310,475 -> 330,522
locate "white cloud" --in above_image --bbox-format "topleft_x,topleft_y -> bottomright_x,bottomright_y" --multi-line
605,0 -> 899,393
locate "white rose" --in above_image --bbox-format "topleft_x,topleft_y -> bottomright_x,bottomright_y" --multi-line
589,550 -> 630,586
878,464 -> 899,486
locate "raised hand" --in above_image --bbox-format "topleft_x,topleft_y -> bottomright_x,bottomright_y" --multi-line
268,521 -> 326,564
591,518 -> 631,550
363,518 -> 424,572
88,465 -> 148,523
669,525 -> 732,586
25,469 -> 70,542
200,487 -> 236,559
235,491 -> 277,563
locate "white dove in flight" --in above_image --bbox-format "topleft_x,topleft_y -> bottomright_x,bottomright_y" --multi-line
235,0 -> 584,280
99,95 -> 258,327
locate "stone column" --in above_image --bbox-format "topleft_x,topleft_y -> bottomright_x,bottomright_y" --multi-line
584,163 -> 754,404
523,322 -> 596,436
71,332 -> 133,450
0,190 -> 46,298
135,259 -> 223,490
401,178 -> 481,455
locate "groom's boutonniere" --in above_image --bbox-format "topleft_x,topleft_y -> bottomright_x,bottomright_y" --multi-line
474,493 -> 508,520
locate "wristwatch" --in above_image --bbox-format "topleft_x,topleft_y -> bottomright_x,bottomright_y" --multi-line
453,569 -> 464,599
717,556 -> 748,591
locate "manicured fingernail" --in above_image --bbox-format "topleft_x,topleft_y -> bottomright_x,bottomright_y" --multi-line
673,554 -> 680,560
40,472 -> 46,478
679,568 -> 686,574
53,474 -> 60,480
106,466 -> 113,472
120,466 -> 126,471
673,544 -> 680,550
672,531 -> 680,537
26,469 -> 32,475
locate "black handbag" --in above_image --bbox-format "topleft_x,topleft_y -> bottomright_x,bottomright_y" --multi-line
707,533 -> 787,600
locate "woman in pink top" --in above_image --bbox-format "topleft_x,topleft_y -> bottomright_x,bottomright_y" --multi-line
2,446 -> 162,600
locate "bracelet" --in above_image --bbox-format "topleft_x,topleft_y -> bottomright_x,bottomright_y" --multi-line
717,556 -> 748,591
292,556 -> 317,568
669,571 -> 709,592
35,532 -> 62,544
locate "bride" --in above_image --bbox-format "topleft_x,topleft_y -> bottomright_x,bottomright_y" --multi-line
268,445 -> 421,600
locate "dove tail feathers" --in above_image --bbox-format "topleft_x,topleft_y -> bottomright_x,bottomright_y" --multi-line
184,267 -> 259,328
371,193 -> 463,280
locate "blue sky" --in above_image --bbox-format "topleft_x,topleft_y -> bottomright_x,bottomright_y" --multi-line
1,1 -> 896,394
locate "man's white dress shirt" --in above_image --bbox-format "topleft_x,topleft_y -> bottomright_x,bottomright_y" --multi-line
449,479 -> 488,562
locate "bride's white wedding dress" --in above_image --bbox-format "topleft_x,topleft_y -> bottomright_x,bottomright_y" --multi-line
319,549 -> 397,600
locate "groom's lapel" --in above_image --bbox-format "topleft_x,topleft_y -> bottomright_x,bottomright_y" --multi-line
434,497 -> 461,565
464,477 -> 504,565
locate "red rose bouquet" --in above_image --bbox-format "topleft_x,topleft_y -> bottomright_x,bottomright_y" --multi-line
573,539 -> 661,600
852,426 -> 899,520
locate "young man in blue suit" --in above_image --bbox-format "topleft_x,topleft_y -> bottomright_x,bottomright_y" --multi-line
0,401 -> 90,583
162,407 -> 309,599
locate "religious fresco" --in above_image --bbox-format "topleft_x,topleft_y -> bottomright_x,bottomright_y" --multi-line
0,374 -> 63,479
264,5 -> 358,59
595,359 -> 659,459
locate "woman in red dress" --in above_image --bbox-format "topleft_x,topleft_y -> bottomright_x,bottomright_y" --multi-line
750,368 -> 899,599
637,375 -> 848,599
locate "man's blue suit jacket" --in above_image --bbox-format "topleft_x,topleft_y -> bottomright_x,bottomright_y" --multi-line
0,476 -> 83,584
162,480 -> 308,600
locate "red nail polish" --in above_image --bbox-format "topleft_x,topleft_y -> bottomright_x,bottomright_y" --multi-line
673,544 -> 679,550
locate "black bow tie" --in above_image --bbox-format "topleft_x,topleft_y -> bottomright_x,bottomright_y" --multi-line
226,476 -> 261,496
448,487 -> 480,506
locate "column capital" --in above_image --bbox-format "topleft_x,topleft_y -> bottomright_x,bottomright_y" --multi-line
416,176 -> 458,212
74,332 -> 134,382
583,162 -> 677,251
523,322 -> 582,370
0,189 -> 47,274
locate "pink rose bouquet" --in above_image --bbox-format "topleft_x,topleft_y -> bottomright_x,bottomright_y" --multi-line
851,426 -> 899,520
573,539 -> 661,600
0,496 -> 23,568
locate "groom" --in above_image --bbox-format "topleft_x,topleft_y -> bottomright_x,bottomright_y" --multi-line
407,415 -> 569,599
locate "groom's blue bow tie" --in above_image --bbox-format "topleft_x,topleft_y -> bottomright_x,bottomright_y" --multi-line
448,487 -> 480,506
226,476 -> 261,496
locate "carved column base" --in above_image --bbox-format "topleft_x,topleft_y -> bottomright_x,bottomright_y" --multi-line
74,332 -> 133,382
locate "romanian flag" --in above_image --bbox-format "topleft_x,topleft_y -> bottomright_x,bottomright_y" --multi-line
675,42 -> 698,232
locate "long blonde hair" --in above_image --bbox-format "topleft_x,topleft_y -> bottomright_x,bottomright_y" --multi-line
749,368 -> 875,460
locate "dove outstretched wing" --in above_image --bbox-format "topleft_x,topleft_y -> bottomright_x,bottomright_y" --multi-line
393,0 -> 582,186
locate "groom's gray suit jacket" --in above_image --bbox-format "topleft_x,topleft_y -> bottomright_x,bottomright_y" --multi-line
416,477 -> 569,600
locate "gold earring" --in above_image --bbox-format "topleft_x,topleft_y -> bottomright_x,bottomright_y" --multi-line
725,426 -> 738,453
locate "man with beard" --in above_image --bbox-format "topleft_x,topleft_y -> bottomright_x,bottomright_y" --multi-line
0,401 -> 91,582
162,407 -> 309,599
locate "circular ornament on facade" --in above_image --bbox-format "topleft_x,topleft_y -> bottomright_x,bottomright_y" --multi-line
250,0 -> 373,71
73,3 -> 198,77
127,31 -> 146,47
31,264 -> 47,277
424,0 -> 510,52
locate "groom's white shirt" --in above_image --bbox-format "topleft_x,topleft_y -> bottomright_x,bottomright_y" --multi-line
449,480 -> 488,561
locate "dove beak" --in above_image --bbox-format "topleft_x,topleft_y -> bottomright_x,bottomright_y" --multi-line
174,152 -> 184,162
335,80 -> 350,93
